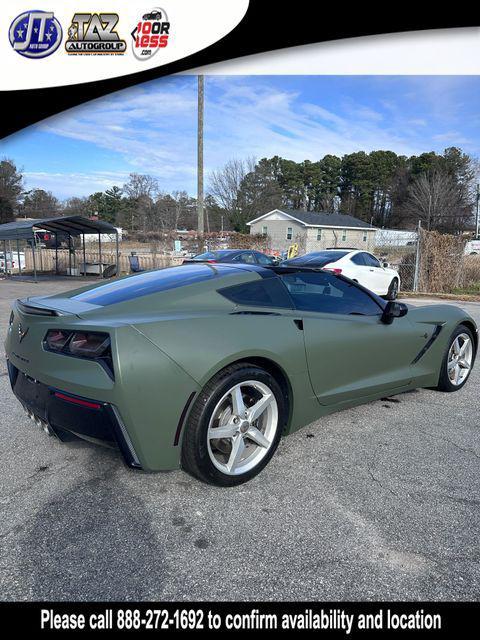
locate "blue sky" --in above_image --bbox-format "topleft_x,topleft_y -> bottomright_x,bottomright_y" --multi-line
1,75 -> 479,200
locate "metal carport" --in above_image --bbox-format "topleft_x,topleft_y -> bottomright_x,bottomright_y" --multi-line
0,215 -> 119,281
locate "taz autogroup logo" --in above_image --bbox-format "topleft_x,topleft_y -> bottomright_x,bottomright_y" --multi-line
9,10 -> 62,58
131,7 -> 170,60
65,13 -> 127,54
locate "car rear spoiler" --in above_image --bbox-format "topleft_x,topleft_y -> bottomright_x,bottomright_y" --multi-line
17,297 -> 100,318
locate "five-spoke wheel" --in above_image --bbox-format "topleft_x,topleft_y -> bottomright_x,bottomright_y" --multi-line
181,363 -> 286,486
447,332 -> 473,386
437,325 -> 475,392
207,380 -> 278,475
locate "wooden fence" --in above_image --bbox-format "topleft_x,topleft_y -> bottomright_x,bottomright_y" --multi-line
24,249 -> 182,275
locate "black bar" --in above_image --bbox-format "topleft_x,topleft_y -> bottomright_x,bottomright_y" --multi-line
0,601 -> 477,634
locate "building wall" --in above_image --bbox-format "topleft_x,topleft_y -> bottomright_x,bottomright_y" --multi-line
249,219 -> 306,253
305,227 -> 376,252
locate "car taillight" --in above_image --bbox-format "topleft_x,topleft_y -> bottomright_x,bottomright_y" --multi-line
68,332 -> 110,358
45,329 -> 71,351
44,330 -> 111,360
323,267 -> 342,275
206,259 -> 217,263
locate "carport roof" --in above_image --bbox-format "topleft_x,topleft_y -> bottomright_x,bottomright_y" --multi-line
0,215 -> 117,241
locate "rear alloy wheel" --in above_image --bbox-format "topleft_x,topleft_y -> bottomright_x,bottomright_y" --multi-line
387,278 -> 399,300
436,325 -> 475,392
181,364 -> 286,486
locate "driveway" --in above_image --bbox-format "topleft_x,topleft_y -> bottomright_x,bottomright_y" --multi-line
0,278 -> 479,600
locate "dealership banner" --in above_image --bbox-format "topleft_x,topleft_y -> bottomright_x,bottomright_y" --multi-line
0,1 -> 479,136
0,602 -> 478,634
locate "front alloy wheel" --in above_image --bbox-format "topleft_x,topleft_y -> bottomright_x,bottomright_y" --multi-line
446,332 -> 473,386
181,363 -> 286,486
437,325 -> 475,392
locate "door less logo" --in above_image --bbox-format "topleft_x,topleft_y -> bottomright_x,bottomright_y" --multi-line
65,14 -> 126,54
9,10 -> 62,58
131,7 -> 170,60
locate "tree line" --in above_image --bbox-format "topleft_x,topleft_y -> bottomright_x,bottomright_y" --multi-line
209,147 -> 477,233
0,146 -> 477,235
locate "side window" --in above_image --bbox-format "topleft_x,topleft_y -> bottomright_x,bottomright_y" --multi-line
286,227 -> 293,240
364,253 -> 381,268
351,253 -> 366,266
280,271 -> 382,316
242,252 -> 256,264
232,252 -> 255,264
256,252 -> 273,265
218,278 -> 293,309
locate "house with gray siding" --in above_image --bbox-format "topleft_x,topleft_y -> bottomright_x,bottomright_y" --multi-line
247,208 -> 377,254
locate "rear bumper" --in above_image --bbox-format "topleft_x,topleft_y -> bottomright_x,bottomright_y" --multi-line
7,360 -> 142,469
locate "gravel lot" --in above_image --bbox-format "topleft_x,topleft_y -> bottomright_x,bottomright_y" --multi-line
0,278 -> 479,601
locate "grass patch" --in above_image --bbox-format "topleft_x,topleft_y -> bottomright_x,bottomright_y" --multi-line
453,283 -> 480,296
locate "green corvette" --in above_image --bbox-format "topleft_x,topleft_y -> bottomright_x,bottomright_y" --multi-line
5,263 -> 478,486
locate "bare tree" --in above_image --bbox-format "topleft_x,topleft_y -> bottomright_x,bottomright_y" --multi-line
154,190 -> 190,231
63,196 -> 88,216
402,170 -> 473,233
209,157 -> 256,231
122,173 -> 158,232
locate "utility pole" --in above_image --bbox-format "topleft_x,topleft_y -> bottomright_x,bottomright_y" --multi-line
197,75 -> 204,235
475,183 -> 479,240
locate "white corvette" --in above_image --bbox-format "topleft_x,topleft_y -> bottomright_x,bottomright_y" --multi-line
283,249 -> 401,299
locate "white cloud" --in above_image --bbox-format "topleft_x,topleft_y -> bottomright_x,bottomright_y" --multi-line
20,76 -> 477,199
24,170 -> 131,199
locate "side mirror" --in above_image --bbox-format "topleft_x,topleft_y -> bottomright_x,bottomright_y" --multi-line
382,261 -> 389,268
381,301 -> 408,325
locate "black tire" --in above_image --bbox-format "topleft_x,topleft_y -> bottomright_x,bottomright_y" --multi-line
181,363 -> 287,486
386,278 -> 399,301
435,324 -> 475,392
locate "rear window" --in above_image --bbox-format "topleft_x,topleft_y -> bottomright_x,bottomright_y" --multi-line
283,251 -> 348,266
194,250 -> 233,260
71,264 -> 222,306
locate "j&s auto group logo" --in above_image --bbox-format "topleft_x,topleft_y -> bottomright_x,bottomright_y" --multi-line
65,13 -> 127,54
131,7 -> 170,60
9,10 -> 62,58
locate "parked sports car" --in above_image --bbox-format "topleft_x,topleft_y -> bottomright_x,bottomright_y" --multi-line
183,249 -> 278,266
283,249 -> 401,299
5,263 -> 477,486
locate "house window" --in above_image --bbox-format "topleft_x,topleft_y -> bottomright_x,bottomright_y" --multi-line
363,230 -> 368,242
262,225 -> 268,235
316,228 -> 322,241
341,229 -> 347,242
286,227 -> 293,240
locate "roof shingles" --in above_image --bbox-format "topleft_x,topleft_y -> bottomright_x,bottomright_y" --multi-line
281,209 -> 375,229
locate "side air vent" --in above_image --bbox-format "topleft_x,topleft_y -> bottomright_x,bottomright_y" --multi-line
17,301 -> 59,317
